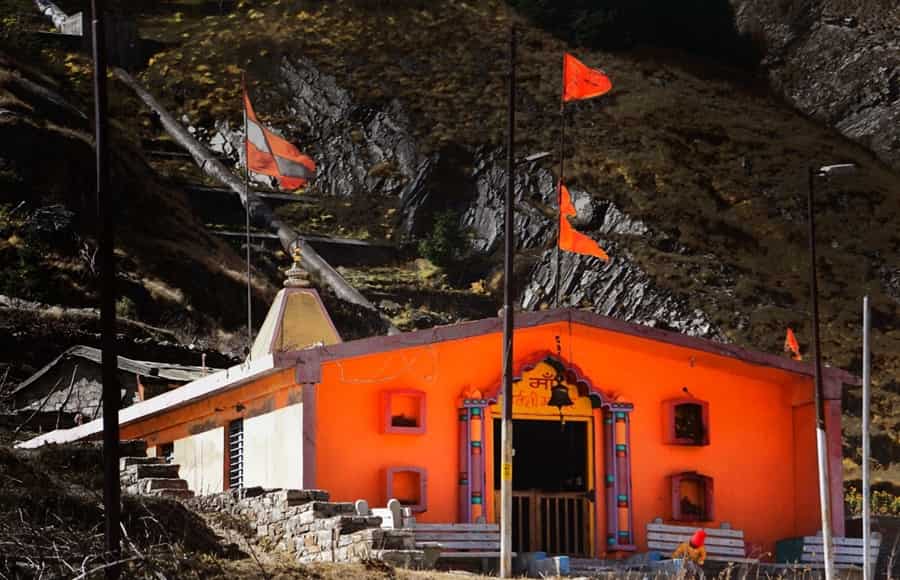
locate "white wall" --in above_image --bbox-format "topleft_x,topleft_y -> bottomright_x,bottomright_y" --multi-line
244,403 -> 303,489
174,426 -> 224,495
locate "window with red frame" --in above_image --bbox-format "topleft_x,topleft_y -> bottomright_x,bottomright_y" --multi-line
382,390 -> 426,434
671,471 -> 714,522
663,398 -> 709,446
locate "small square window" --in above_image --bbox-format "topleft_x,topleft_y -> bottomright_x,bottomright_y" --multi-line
158,442 -> 174,462
386,467 -> 427,512
671,471 -> 714,522
383,390 -> 426,434
663,398 -> 709,445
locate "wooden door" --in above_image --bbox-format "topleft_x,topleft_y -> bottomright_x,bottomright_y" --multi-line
494,490 -> 591,556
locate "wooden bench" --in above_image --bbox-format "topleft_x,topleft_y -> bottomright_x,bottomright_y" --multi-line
775,533 -> 881,568
410,522 -> 506,559
647,518 -> 758,564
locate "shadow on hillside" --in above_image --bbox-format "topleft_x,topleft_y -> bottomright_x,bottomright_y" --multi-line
506,0 -> 763,69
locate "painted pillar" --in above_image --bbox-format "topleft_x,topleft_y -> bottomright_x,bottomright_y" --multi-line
825,398 -> 845,536
459,396 -> 489,523
604,404 -> 635,552
458,406 -> 470,523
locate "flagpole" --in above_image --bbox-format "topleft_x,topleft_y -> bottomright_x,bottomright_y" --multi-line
91,0 -> 121,577
556,58 -> 567,310
499,23 -> 516,579
862,295 -> 872,580
243,74 -> 253,357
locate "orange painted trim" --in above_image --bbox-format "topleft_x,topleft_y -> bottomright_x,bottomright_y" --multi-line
122,368 -> 296,446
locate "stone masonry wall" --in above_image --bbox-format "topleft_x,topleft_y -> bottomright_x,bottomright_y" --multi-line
188,487 -> 420,565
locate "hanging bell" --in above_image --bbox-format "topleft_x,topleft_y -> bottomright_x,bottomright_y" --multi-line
548,379 -> 574,411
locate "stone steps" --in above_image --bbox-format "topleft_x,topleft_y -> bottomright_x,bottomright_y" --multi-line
147,488 -> 195,499
119,455 -> 194,502
138,477 -> 189,493
129,463 -> 181,479
119,456 -> 167,469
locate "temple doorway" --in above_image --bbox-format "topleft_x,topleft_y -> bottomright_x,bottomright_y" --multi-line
492,417 -> 594,556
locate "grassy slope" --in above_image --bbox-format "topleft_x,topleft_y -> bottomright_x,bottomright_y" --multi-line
1,440 -> 501,578
130,0 -> 900,483
0,3 -> 279,383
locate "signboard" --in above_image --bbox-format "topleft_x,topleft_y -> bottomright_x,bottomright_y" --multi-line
493,359 -> 594,417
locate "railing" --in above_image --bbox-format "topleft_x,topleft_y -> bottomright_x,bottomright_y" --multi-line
494,490 -> 591,556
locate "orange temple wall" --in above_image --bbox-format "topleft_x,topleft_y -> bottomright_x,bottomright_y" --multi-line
313,320 -> 840,556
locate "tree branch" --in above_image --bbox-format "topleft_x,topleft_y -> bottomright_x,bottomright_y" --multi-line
112,68 -> 397,334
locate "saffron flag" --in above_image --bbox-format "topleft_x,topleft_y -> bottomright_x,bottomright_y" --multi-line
559,183 -> 609,261
243,82 -> 316,190
784,328 -> 802,361
562,53 -> 612,102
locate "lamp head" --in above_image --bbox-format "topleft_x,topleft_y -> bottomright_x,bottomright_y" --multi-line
815,163 -> 857,177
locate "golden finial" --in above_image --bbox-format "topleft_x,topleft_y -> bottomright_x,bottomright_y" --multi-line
284,246 -> 310,288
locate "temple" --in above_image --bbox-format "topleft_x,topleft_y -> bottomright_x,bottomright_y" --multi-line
20,271 -> 855,559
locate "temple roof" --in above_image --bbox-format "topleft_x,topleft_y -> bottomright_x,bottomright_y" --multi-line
249,287 -> 341,361
17,307 -> 857,449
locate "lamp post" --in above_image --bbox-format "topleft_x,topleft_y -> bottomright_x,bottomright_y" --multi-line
499,23 -> 516,579
862,295 -> 872,580
807,162 -> 856,580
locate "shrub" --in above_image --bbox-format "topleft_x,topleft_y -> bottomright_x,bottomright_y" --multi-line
417,210 -> 467,268
845,485 -> 900,517
116,295 -> 138,319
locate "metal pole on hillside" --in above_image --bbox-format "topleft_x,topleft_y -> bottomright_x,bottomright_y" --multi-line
499,23 -> 516,579
555,97 -> 566,309
242,74 -> 253,357
91,0 -> 121,577
807,166 -> 834,580
862,295 -> 872,580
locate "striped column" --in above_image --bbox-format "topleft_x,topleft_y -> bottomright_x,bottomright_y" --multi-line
470,407 -> 485,521
604,404 -> 635,551
458,407 -> 470,522
459,398 -> 488,522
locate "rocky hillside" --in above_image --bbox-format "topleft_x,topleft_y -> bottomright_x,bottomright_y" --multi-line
729,0 -> 899,172
1,0 -> 898,484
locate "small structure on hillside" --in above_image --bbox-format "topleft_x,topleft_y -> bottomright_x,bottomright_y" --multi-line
12,345 -> 216,422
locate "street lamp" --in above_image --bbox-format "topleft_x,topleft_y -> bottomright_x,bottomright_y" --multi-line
807,162 -> 857,580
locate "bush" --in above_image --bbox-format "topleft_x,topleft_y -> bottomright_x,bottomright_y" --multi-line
417,210 -> 467,268
116,295 -> 138,319
845,485 -> 900,517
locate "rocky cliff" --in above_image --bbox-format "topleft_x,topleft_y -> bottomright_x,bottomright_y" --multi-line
730,0 -> 899,171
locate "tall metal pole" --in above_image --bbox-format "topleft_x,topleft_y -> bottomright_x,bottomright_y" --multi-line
91,1 -> 121,577
555,93 -> 566,309
499,23 -> 516,579
862,295 -> 872,580
242,76 -> 253,356
807,166 -> 835,580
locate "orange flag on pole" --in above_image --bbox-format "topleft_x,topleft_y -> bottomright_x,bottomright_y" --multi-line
243,80 -> 316,191
784,328 -> 802,360
562,53 -> 612,103
558,183 -> 609,261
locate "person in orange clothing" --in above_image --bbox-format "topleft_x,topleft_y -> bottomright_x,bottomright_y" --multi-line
672,529 -> 707,565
